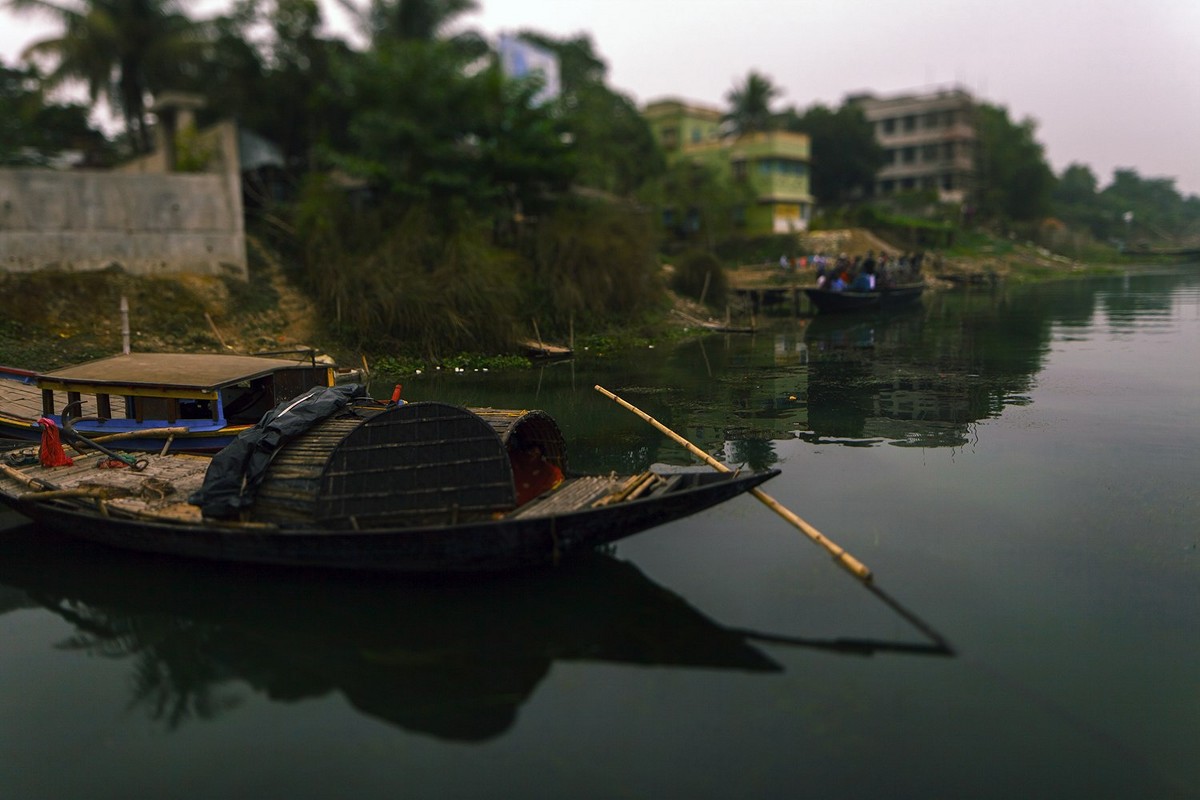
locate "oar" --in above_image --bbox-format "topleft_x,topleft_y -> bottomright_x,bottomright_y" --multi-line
594,384 -> 872,582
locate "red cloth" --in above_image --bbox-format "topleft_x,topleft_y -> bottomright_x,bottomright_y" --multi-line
37,417 -> 74,467
509,449 -> 563,505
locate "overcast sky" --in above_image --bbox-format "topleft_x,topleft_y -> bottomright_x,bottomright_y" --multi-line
3,0 -> 1197,196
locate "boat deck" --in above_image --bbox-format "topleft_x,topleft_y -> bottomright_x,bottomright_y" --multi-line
1,449 -> 210,523
0,378 -> 101,423
1,449 -> 676,530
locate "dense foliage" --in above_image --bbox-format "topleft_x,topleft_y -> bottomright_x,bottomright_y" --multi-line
780,102 -> 885,206
973,103 -> 1056,223
1052,164 -> 1200,249
0,64 -> 112,165
2,0 -> 1198,361
669,250 -> 728,309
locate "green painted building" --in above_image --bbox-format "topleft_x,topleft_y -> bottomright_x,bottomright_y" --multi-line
643,98 -> 814,237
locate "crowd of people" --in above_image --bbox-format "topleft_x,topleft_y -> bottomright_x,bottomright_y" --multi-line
797,250 -> 925,292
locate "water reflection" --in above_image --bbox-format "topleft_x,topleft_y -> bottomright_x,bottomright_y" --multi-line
0,524 -> 959,741
0,526 -> 781,741
390,271 -> 1197,462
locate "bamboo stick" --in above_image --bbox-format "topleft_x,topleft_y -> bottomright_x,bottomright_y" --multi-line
594,384 -> 872,582
90,427 -> 190,444
0,461 -> 45,490
591,471 -> 655,507
205,312 -> 231,349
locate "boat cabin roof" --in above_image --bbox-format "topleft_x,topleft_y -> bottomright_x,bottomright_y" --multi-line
38,353 -> 323,395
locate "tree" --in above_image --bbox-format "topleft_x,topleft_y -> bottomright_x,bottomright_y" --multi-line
974,103 -> 1055,223
5,0 -> 207,154
782,102 -> 884,205
516,31 -> 664,196
641,158 -> 754,248
1053,163 -> 1099,206
1051,163 -> 1111,239
1100,169 -> 1196,244
0,61 -> 112,165
326,38 -> 572,226
184,0 -> 354,173
724,70 -> 780,136
334,0 -> 486,57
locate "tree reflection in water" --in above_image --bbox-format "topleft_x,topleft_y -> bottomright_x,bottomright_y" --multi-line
0,524 -> 950,741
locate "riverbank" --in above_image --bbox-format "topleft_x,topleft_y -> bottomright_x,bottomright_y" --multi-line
725,227 -> 1124,294
0,228 -> 1145,373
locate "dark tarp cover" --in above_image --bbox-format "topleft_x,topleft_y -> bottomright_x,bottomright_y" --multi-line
189,383 -> 370,518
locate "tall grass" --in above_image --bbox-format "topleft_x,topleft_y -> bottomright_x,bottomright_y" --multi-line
669,250 -> 728,309
295,181 -> 522,356
525,198 -> 664,331
294,183 -> 666,355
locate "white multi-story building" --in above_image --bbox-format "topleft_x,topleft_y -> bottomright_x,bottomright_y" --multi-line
850,87 -> 977,205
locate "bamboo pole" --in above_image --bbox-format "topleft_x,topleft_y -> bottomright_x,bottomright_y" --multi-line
594,384 -> 872,582
89,427 -> 190,445
0,461 -> 41,490
532,318 -> 545,354
205,312 -> 231,350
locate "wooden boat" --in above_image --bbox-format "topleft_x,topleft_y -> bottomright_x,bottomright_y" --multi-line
0,398 -> 778,573
0,352 -> 340,453
803,281 -> 925,313
520,339 -> 574,360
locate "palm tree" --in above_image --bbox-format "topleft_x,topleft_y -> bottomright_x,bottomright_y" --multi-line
5,0 -> 206,153
335,0 -> 484,53
724,70 -> 781,136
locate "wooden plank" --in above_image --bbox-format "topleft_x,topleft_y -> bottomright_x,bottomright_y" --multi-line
513,475 -> 623,518
0,380 -> 47,420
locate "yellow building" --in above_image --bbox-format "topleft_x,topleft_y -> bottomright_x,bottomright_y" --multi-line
642,98 -> 814,237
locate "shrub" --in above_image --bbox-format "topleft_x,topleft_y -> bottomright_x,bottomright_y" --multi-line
670,250 -> 727,308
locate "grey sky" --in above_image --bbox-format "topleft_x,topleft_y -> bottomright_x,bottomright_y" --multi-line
3,0 -> 1197,196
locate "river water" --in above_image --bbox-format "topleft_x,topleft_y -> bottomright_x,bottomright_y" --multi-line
1,268 -> 1197,799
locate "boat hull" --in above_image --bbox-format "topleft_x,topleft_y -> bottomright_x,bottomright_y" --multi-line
804,282 -> 925,313
1,469 -> 778,573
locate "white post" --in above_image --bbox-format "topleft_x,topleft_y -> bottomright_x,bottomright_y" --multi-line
120,295 -> 130,354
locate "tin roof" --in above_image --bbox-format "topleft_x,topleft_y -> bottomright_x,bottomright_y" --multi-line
39,353 -> 316,393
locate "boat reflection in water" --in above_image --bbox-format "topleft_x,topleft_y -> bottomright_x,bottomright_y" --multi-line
0,522 -> 784,741
0,521 -> 951,741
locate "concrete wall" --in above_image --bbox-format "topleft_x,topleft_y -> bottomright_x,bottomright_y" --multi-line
0,122 -> 247,279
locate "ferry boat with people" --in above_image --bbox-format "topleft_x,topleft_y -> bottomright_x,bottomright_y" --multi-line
803,280 -> 926,313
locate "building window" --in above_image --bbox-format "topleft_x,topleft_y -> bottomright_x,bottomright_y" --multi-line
755,159 -> 808,177
660,127 -> 678,149
732,160 -> 748,182
691,126 -> 703,144
902,115 -> 916,132
902,147 -> 916,164
885,149 -> 897,165
881,118 -> 896,135
922,144 -> 939,162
